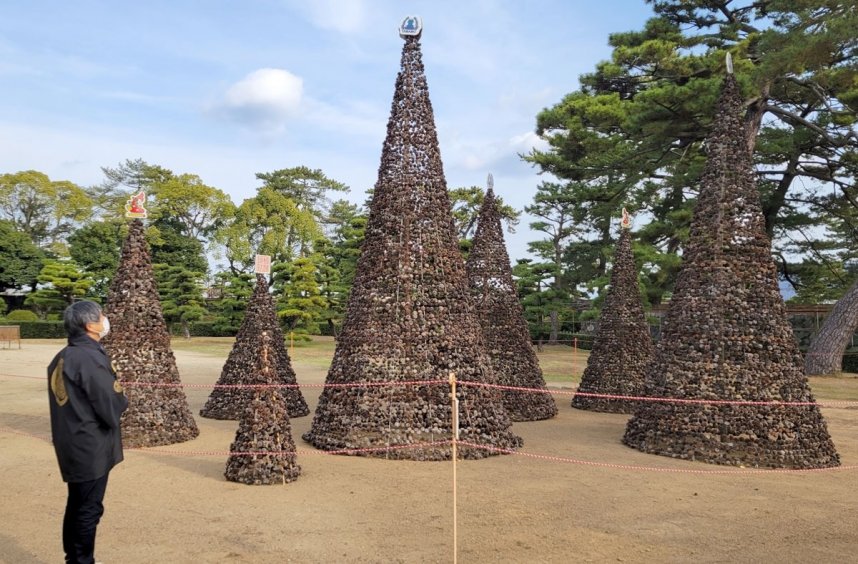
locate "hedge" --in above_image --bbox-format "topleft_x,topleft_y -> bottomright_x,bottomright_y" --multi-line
168,322 -> 238,338
1,320 -> 67,338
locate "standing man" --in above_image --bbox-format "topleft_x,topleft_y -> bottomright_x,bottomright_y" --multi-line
48,300 -> 128,564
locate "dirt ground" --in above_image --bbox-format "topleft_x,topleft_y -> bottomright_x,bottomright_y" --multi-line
1,339 -> 857,563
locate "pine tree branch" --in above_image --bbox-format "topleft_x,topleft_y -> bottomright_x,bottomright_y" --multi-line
763,104 -> 856,147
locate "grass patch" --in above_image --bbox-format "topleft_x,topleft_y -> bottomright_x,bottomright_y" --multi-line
536,345 -> 587,385
808,375 -> 858,401
169,335 -> 336,368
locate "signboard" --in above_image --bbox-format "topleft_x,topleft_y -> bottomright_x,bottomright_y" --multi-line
254,254 -> 271,274
124,191 -> 148,219
621,207 -> 632,230
399,16 -> 422,39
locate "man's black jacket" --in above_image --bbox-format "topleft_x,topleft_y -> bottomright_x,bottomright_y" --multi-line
47,334 -> 128,483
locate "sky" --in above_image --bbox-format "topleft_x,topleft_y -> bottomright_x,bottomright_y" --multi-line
0,0 -> 656,263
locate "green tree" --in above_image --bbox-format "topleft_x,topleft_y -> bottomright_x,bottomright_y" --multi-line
24,260 -> 94,317
524,182 -> 579,343
149,173 -> 235,244
89,158 -> 173,217
230,167 -> 349,270
154,264 -> 207,339
256,166 -> 349,221
512,259 -> 556,349
315,239 -> 347,337
67,221 -> 124,298
207,272 -> 254,334
150,219 -> 209,275
311,201 -> 368,336
275,256 -> 328,338
219,188 -> 322,274
524,0 -> 858,304
0,219 -> 46,292
0,170 -> 92,253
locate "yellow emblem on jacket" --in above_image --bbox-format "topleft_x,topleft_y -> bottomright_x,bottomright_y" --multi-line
113,379 -> 124,393
51,358 -> 68,406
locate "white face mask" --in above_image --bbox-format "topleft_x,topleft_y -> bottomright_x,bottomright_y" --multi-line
98,316 -> 110,339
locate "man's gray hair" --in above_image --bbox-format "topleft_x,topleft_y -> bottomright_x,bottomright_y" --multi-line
63,301 -> 103,338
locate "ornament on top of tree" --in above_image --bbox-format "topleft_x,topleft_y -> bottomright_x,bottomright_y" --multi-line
124,191 -> 147,219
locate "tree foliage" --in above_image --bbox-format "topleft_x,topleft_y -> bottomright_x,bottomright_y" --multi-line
219,187 -> 321,273
24,260 -> 94,316
149,173 -> 235,242
275,256 -> 328,338
0,170 -> 92,253
524,0 -> 858,305
208,272 -> 255,334
67,221 -> 124,298
256,166 -> 349,221
0,219 -> 45,292
154,264 -> 207,339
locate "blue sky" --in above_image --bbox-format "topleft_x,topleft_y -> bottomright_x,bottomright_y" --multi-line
0,0 -> 655,262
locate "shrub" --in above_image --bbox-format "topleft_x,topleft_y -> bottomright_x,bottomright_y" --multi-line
7,309 -> 38,321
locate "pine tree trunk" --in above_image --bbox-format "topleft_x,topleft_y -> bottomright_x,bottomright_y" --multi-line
182,320 -> 191,340
805,278 -> 858,375
548,310 -> 559,345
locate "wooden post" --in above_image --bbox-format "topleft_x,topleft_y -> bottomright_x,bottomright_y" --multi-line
573,337 -> 578,380
449,371 -> 458,564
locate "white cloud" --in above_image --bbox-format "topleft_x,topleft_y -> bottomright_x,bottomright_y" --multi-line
508,131 -> 548,154
445,130 -> 547,173
288,0 -> 368,34
214,68 -> 304,133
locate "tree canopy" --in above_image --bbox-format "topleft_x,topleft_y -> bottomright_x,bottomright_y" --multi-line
524,0 -> 858,305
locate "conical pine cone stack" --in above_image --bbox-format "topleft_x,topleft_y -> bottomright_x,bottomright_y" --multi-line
573,214 -> 654,413
623,69 -> 839,469
304,24 -> 521,460
102,219 -> 199,447
201,274 -> 308,419
225,331 -> 301,485
466,179 -> 557,421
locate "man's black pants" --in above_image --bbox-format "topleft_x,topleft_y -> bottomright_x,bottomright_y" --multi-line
63,473 -> 109,564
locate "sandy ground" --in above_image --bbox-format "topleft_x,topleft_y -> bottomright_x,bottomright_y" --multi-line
1,340 -> 857,564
